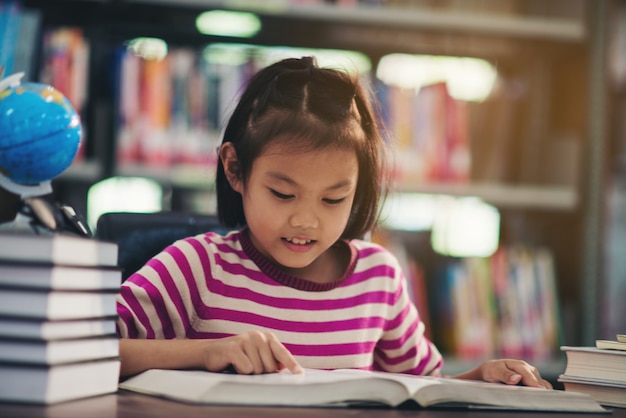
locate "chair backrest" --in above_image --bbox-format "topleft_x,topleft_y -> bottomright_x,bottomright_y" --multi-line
95,211 -> 230,281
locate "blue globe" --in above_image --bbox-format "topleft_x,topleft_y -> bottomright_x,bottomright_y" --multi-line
0,82 -> 82,185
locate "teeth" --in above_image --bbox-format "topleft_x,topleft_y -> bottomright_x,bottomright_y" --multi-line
287,238 -> 311,245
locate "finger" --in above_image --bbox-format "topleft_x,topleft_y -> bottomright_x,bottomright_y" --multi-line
527,367 -> 552,389
226,343 -> 256,375
256,333 -> 282,373
267,334 -> 303,374
505,360 -> 549,389
530,365 -> 553,389
483,360 -> 527,386
241,333 -> 267,374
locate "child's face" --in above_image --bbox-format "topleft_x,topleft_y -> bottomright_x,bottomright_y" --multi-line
239,142 -> 358,280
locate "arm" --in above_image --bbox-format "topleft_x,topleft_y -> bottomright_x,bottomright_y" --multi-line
119,331 -> 304,378
374,252 -> 444,376
453,359 -> 552,389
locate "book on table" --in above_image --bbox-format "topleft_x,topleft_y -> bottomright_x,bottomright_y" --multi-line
0,231 -> 121,404
0,231 -> 118,267
0,261 -> 121,290
560,346 -> 626,383
118,368 -> 607,413
0,316 -> 117,340
595,339 -> 626,351
559,344 -> 626,408
0,288 -> 118,320
559,375 -> 626,409
0,358 -> 121,404
0,334 -> 119,365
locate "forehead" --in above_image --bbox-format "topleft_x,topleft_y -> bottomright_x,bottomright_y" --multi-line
254,141 -> 358,182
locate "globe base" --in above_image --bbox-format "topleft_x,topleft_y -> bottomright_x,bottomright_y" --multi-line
0,173 -> 52,199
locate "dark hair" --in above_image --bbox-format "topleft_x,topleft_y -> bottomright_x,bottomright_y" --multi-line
216,56 -> 387,240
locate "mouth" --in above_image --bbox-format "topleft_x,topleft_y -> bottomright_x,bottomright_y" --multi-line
283,237 -> 314,245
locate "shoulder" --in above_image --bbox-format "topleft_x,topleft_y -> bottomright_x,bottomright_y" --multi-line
349,238 -> 399,264
134,229 -> 245,271
347,238 -> 404,277
176,228 -> 242,249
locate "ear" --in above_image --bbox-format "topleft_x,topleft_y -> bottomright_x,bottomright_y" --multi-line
219,143 -> 243,193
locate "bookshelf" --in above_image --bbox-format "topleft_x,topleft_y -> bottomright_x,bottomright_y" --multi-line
128,0 -> 586,41
393,182 -> 578,211
15,0 -> 614,374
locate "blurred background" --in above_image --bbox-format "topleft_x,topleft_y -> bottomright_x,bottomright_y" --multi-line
2,0 -> 625,381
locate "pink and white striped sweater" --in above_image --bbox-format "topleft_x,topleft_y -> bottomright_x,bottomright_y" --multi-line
116,228 -> 443,375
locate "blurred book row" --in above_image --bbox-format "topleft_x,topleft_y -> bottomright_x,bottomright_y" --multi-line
382,233 -> 563,362
115,44 -> 478,184
0,232 -> 120,404
3,0 -> 583,191
0,1 -> 40,82
1,4 -> 484,185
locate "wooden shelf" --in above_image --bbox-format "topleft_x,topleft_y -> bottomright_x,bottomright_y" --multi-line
392,181 -> 578,211
57,161 -> 103,182
115,164 -> 216,190
126,0 -> 586,42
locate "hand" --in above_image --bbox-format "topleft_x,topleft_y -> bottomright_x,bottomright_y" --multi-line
201,330 -> 304,375
455,359 -> 553,389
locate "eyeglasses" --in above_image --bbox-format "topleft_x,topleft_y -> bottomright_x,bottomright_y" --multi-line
18,196 -> 92,237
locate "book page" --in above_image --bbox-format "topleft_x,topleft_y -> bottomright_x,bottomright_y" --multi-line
119,368 -> 409,406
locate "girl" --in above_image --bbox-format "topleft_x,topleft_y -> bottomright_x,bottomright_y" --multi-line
116,56 -> 551,389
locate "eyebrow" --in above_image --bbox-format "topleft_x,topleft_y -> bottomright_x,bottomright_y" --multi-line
266,172 -> 354,191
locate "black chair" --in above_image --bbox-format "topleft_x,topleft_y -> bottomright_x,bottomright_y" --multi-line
95,211 -> 231,281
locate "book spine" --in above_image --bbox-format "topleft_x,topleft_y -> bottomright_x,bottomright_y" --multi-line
429,245 -> 561,361
0,1 -> 21,76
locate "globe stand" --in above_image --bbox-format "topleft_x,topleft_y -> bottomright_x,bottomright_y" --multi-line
0,173 -> 52,198
0,72 -> 23,92
0,71 -> 82,233
0,174 -> 53,232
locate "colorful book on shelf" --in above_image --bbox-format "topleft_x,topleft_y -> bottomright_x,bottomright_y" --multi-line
39,26 -> 90,161
430,245 -> 561,361
0,358 -> 120,404
12,8 -> 41,81
560,346 -> 626,383
0,1 -> 21,77
0,261 -> 121,290
119,368 -> 606,412
0,232 -> 118,267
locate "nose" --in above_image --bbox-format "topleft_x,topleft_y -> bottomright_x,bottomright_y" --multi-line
288,202 -> 319,229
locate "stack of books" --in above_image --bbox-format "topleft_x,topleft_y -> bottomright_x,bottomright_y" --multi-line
0,231 -> 121,404
559,335 -> 626,408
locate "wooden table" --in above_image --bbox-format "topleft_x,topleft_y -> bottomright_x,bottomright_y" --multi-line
0,391 -> 622,418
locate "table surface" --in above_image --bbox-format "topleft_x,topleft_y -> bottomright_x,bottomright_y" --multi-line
0,391 -> 623,418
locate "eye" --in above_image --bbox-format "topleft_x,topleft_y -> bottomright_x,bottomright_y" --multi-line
323,197 -> 346,205
270,189 -> 293,200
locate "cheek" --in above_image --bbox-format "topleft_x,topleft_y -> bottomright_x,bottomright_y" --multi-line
242,189 -> 278,221
328,203 -> 354,229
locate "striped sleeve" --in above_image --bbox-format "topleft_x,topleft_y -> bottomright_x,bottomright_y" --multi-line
116,235 -> 214,339
358,244 -> 444,376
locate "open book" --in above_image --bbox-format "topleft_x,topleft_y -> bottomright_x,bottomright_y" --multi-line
119,368 -> 607,413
